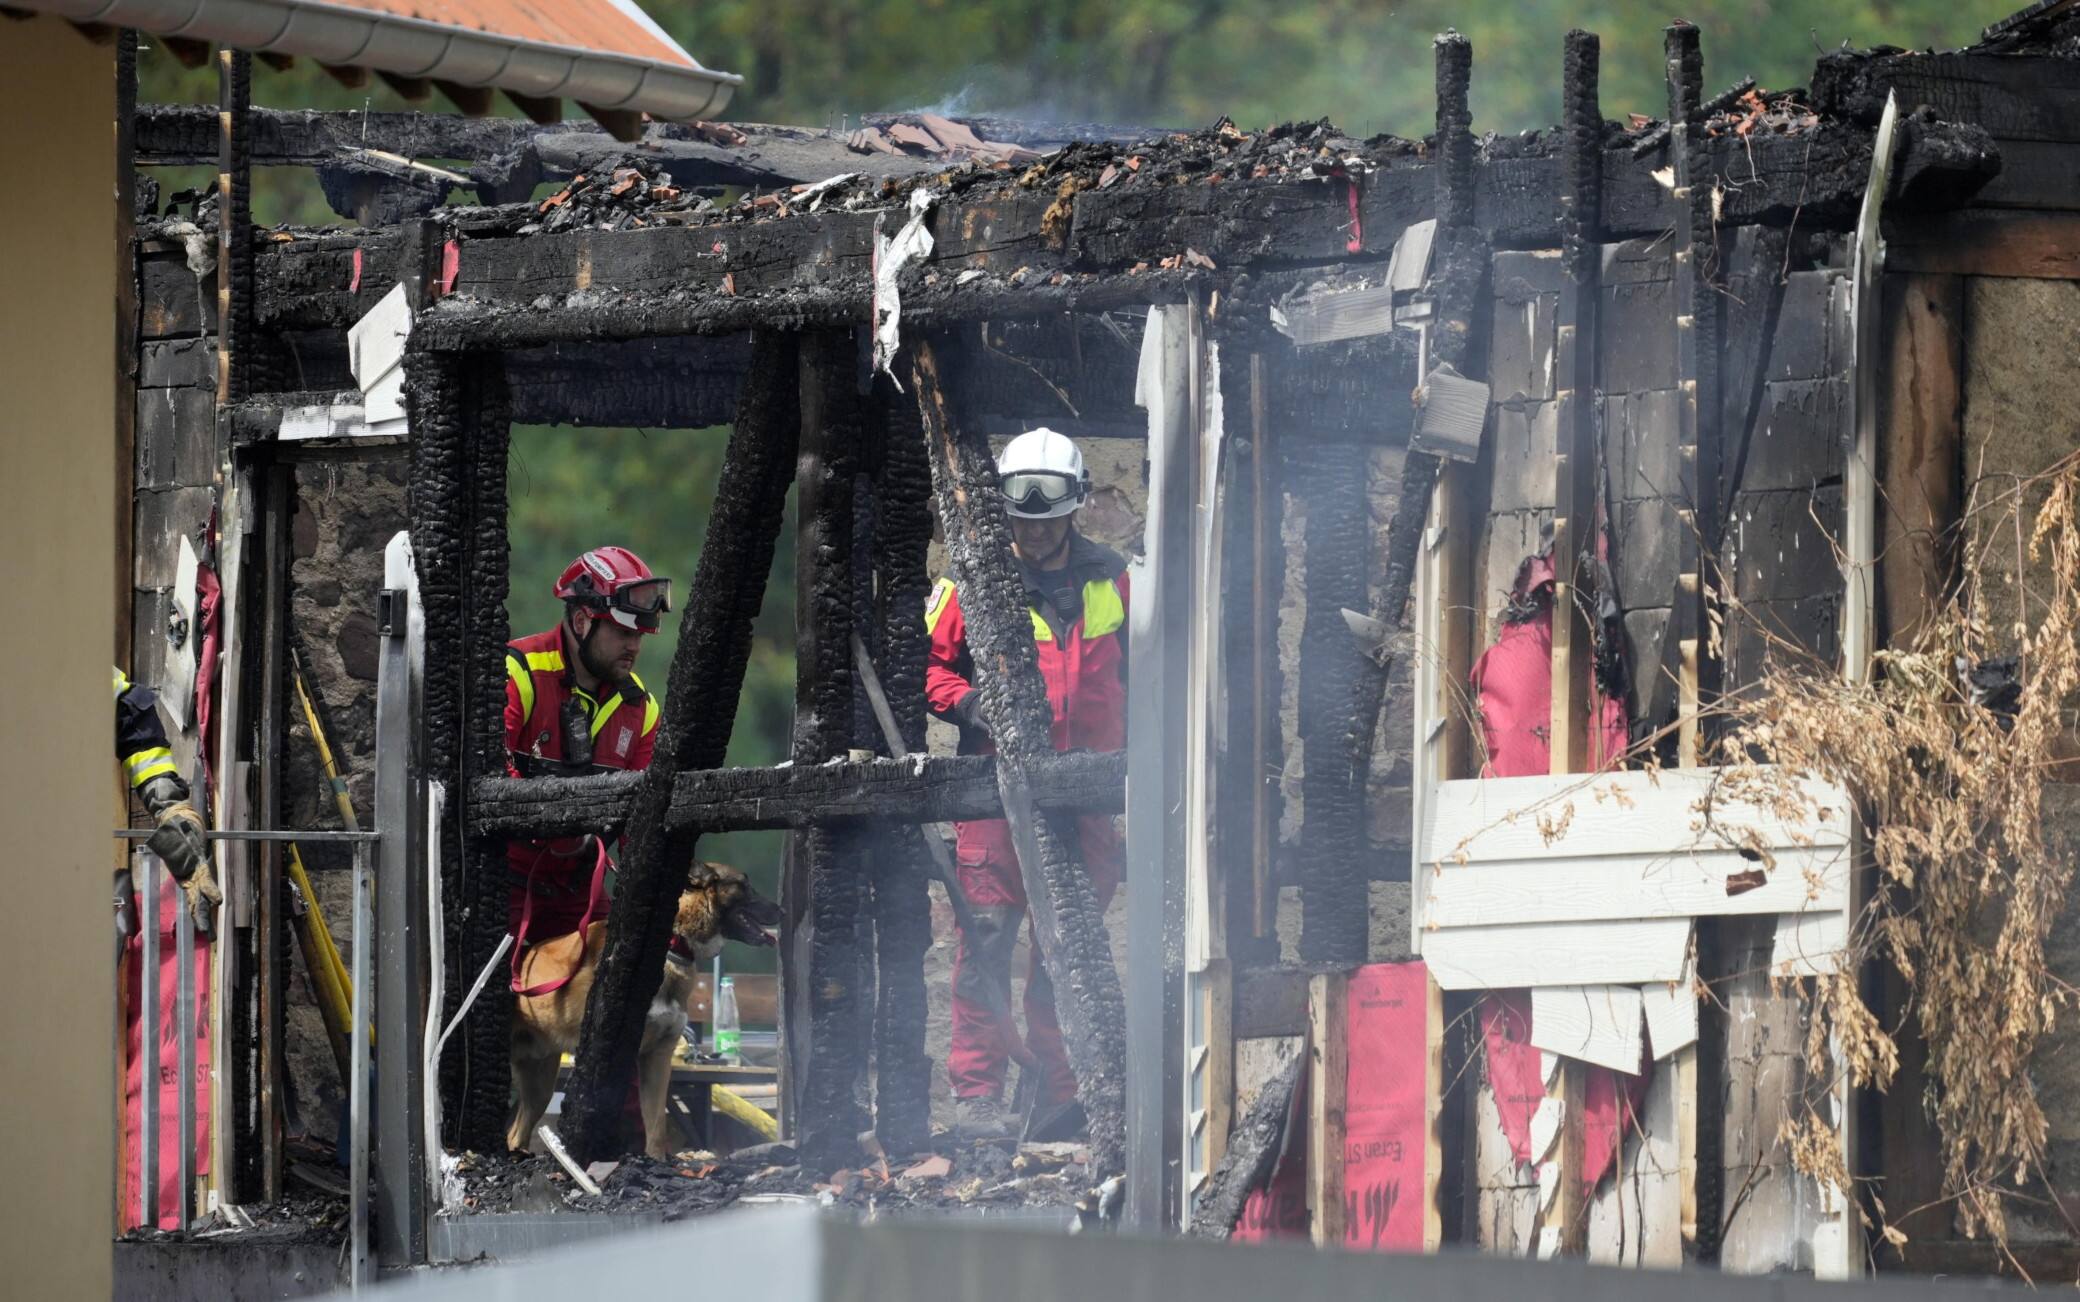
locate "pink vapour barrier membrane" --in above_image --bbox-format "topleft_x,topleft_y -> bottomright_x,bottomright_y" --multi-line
121,884 -> 212,1231
1470,542 -> 1645,1193
1234,961 -> 1430,1250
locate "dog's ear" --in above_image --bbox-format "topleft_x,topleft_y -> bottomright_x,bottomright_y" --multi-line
687,861 -> 720,888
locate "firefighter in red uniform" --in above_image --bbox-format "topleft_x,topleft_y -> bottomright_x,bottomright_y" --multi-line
504,547 -> 669,945
926,429 -> 1128,1139
114,667 -> 219,939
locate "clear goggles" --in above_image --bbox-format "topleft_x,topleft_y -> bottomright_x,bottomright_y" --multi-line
999,471 -> 1083,515
605,577 -> 672,631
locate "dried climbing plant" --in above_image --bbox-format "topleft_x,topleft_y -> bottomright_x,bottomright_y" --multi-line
1710,449 -> 2080,1247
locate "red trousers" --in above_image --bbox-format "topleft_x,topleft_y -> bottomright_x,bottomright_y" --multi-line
948,813 -> 1121,1105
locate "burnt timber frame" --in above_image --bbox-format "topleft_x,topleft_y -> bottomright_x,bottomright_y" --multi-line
165,6 -> 2080,1269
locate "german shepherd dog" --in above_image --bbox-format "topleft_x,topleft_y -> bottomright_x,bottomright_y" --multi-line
507,862 -> 782,1158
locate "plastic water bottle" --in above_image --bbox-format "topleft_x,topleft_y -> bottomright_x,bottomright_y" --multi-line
714,976 -> 741,1065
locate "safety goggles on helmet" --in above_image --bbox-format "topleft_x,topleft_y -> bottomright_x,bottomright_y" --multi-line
599,576 -> 672,632
1000,471 -> 1086,519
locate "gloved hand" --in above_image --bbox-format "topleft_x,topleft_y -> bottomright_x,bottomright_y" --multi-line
954,689 -> 989,734
147,801 -> 221,927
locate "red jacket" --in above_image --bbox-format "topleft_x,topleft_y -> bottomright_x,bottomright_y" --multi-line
503,626 -> 660,882
924,536 -> 1129,756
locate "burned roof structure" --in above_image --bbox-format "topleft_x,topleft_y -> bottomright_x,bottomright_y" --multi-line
117,0 -> 2080,1291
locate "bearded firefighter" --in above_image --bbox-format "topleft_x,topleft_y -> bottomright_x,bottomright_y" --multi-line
925,429 -> 1128,1139
504,546 -> 669,945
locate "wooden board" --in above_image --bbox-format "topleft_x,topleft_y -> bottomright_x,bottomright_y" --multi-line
1307,973 -> 1349,1247
1423,769 -> 1850,867
1529,985 -> 1644,1075
1885,211 -> 2080,281
1422,918 -> 1692,991
1423,846 -> 1847,928
1585,1059 -> 1685,1268
1641,971 -> 1699,1061
1770,908 -> 1849,979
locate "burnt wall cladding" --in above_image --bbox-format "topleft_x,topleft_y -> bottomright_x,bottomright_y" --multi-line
1718,265 -> 1851,690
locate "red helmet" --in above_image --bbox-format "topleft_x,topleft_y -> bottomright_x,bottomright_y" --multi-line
554,546 -> 672,633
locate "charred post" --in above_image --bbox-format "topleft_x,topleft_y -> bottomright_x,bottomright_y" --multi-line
1296,429 -> 1370,965
1187,1048 -> 1304,1239
558,330 -> 801,1162
408,349 -> 516,1149
867,374 -> 936,1155
912,336 -> 1128,1175
1220,353 -> 1284,961
1337,30 -> 1484,882
1549,30 -> 1602,777
215,48 -> 252,407
793,330 -> 870,1170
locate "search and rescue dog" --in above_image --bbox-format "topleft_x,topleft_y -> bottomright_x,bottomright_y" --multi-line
506,862 -> 782,1158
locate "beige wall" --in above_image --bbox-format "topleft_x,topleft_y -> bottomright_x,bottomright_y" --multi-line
0,17 -> 116,1299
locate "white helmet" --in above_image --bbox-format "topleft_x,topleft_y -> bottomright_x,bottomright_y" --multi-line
996,428 -> 1090,520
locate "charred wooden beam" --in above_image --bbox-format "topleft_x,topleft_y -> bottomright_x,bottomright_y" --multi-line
252,116 -> 1991,339
867,376 -> 936,1154
409,349 -> 515,1150
215,50 -> 253,406
468,750 -> 1128,838
1665,21 -> 1716,767
1186,1048 -> 1303,1239
558,330 -> 801,1162
1321,31 -> 1487,966
136,104 -> 944,204
409,272 -> 1201,350
793,331 -> 869,1170
505,336 -> 749,429
913,336 -> 1129,1176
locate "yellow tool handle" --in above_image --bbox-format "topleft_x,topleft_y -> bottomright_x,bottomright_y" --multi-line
289,844 -> 369,1049
711,1084 -> 778,1142
293,658 -> 360,834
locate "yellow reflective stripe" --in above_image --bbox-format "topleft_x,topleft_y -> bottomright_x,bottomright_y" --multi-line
1030,608 -> 1053,643
525,650 -> 565,673
124,747 -> 177,787
924,578 -> 956,635
113,667 -> 130,699
506,653 -> 535,727
589,695 -> 622,742
624,672 -> 660,737
1082,578 -> 1125,638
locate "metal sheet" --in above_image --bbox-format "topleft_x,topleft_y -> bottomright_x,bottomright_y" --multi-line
376,539 -> 428,1265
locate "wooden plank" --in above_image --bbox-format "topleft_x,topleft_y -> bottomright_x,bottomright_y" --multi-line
1423,918 -> 1692,991
1586,1060 -> 1684,1267
1424,769 -> 1850,865
1307,972 -> 1349,1247
1770,908 -> 1849,978
1529,985 -> 1644,1075
1424,844 -> 1848,927
1423,974 -> 1445,1252
1674,1044 -> 1699,1250
1885,210 -> 2080,280
1641,966 -> 1700,1060
1196,960 -> 1235,1197
1876,273 -> 1963,648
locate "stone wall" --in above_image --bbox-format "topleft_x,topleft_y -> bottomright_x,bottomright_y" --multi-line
281,457 -> 409,1139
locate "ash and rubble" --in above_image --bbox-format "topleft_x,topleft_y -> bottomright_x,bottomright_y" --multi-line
447,1140 -> 1089,1224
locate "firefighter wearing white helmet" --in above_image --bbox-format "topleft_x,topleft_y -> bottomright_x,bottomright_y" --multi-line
924,426 -> 1128,1139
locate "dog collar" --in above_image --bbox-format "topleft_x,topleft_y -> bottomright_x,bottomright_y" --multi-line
666,935 -> 696,966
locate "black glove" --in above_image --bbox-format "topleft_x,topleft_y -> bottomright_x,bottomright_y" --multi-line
954,689 -> 988,732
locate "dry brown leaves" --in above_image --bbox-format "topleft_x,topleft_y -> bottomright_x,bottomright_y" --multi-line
1718,450 -> 2080,1245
